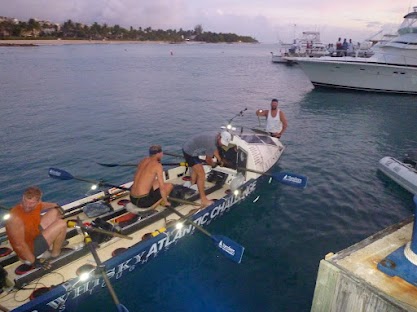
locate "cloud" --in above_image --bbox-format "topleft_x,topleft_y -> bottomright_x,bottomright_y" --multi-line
1,0 -> 412,43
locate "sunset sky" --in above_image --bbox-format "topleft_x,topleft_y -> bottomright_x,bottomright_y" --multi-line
3,0 -> 415,43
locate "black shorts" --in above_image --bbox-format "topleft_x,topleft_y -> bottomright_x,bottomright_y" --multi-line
130,188 -> 161,208
183,150 -> 202,167
34,234 -> 49,257
269,132 -> 281,138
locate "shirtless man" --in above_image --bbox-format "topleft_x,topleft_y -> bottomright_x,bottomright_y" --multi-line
6,186 -> 67,267
129,145 -> 173,210
256,98 -> 288,139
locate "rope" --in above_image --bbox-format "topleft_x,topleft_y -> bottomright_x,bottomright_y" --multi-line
403,242 -> 417,265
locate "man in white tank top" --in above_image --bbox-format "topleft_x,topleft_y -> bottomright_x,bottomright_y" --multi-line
256,98 -> 288,138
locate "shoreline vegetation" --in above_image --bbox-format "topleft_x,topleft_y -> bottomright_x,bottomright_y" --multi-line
0,17 -> 258,45
0,39 -> 257,47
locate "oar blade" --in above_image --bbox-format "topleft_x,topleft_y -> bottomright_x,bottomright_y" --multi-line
273,171 -> 308,188
97,162 -> 120,167
212,234 -> 245,264
48,168 -> 74,180
0,205 -> 10,212
117,304 -> 130,312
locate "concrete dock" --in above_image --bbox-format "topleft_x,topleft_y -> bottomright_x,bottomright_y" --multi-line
311,216 -> 417,312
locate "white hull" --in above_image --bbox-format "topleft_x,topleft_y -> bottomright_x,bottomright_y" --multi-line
293,57 -> 417,94
271,54 -> 288,63
287,7 -> 417,95
378,156 -> 417,195
0,130 -> 288,311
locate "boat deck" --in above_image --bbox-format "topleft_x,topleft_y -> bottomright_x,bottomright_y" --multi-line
0,165 -> 233,310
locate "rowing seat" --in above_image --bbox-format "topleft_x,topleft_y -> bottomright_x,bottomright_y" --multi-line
125,203 -> 157,215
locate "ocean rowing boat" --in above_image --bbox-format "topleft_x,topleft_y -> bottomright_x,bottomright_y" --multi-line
0,128 -> 307,311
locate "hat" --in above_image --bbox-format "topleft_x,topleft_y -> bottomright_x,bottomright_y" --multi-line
149,145 -> 162,155
220,131 -> 232,146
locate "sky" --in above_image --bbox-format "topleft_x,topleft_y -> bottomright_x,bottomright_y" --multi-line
2,0 -> 416,43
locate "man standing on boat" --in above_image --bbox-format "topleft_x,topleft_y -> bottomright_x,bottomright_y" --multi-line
130,145 -> 173,210
6,186 -> 67,268
256,98 -> 288,139
182,131 -> 232,207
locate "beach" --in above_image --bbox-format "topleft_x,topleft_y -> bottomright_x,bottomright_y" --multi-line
0,39 -> 167,46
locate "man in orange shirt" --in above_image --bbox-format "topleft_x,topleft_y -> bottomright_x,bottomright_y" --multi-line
6,186 -> 67,267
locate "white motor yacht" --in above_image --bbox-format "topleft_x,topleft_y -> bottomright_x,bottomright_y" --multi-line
287,7 -> 417,94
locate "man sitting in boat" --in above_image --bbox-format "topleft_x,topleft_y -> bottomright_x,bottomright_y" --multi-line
6,186 -> 67,268
129,145 -> 173,211
182,131 -> 231,207
256,98 -> 288,139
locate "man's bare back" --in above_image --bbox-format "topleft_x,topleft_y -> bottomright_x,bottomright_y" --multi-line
129,145 -> 173,208
130,157 -> 161,196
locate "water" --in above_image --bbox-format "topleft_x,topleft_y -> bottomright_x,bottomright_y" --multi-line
1,43 -> 417,311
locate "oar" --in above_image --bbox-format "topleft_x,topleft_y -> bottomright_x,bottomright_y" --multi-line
0,205 -> 10,212
48,168 -> 130,191
238,167 -> 308,188
49,169 -> 244,263
97,162 -> 138,167
97,162 -> 188,168
0,193 -> 129,243
165,198 -> 244,264
76,218 -> 129,312
67,220 -> 132,240
168,196 -> 202,207
163,151 -> 184,158
60,190 -> 127,218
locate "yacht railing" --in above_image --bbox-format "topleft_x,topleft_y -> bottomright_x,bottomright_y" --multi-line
326,50 -> 417,67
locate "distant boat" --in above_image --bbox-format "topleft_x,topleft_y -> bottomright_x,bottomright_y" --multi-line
286,7 -> 417,94
355,29 -> 398,57
271,31 -> 328,64
270,43 -> 295,63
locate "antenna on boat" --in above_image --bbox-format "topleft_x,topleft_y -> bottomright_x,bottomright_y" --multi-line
228,108 -> 247,123
227,108 -> 247,129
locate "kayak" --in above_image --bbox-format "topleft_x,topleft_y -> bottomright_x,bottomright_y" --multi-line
378,155 -> 417,195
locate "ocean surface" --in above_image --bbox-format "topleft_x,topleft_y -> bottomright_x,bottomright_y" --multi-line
1,42 -> 417,312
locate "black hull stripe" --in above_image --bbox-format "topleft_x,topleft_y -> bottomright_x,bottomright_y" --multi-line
311,82 -> 417,95
305,60 -> 417,69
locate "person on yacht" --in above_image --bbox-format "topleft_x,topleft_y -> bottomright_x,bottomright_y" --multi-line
256,99 -> 288,139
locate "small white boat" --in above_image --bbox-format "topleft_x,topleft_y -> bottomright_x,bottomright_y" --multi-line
271,47 -> 292,64
378,153 -> 417,195
271,32 -> 328,64
0,123 -> 308,311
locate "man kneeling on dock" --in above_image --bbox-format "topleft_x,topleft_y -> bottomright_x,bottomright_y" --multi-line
129,145 -> 173,212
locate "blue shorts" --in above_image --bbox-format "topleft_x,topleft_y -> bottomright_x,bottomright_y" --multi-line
183,150 -> 202,167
